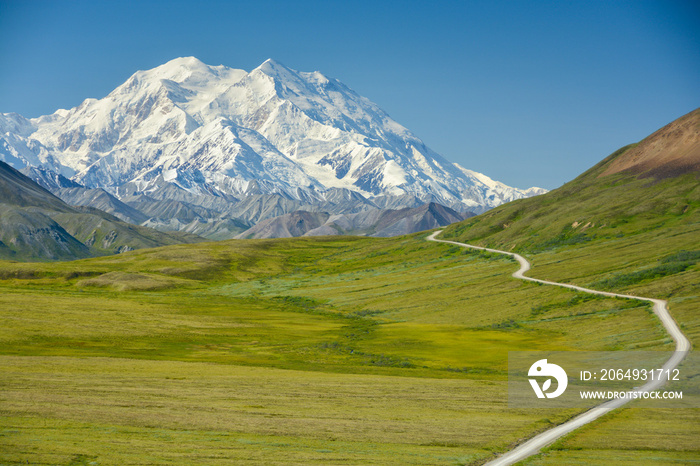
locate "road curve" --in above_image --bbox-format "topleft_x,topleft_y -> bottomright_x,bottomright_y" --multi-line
427,230 -> 691,465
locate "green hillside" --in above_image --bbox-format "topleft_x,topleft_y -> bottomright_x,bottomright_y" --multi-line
439,110 -> 700,346
442,108 -> 699,254
442,145 -> 698,253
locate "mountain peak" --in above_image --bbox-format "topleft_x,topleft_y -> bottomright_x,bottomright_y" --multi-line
162,56 -> 207,69
255,58 -> 295,78
260,58 -> 285,67
0,57 -> 546,215
136,56 -> 219,86
149,56 -> 210,78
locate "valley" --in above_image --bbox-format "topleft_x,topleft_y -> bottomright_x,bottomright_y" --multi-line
1,210 -> 697,464
0,55 -> 697,465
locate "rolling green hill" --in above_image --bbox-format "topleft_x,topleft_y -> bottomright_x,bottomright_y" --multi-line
438,109 -> 700,346
441,108 -> 699,255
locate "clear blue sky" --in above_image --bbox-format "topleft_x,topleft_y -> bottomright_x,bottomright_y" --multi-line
1,0 -> 698,190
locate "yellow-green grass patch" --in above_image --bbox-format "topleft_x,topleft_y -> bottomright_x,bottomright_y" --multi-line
0,356 -> 578,465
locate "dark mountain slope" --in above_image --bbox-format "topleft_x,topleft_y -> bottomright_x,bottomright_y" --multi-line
0,205 -> 91,260
20,165 -> 83,190
0,161 -> 205,261
0,161 -> 89,260
371,202 -> 468,237
0,161 -> 74,212
237,202 -> 470,239
55,187 -> 149,225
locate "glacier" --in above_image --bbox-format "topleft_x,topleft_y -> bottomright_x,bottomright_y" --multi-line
0,57 -> 546,216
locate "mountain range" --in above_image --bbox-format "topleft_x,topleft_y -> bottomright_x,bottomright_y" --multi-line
0,58 -> 544,241
0,159 -> 474,260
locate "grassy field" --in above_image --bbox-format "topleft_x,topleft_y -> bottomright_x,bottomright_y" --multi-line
437,144 -> 700,464
436,229 -> 700,465
522,407 -> 700,465
514,231 -> 700,464
0,230 -> 685,465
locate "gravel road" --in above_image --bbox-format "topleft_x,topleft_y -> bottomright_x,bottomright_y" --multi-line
427,230 -> 691,465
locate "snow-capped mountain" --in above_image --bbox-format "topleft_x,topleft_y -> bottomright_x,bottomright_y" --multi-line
0,57 -> 545,213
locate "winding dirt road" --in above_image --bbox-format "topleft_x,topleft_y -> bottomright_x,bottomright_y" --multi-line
427,230 -> 691,465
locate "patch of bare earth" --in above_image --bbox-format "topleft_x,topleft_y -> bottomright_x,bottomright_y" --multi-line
600,108 -> 700,179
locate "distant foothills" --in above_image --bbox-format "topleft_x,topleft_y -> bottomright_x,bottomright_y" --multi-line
0,58 -> 543,248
